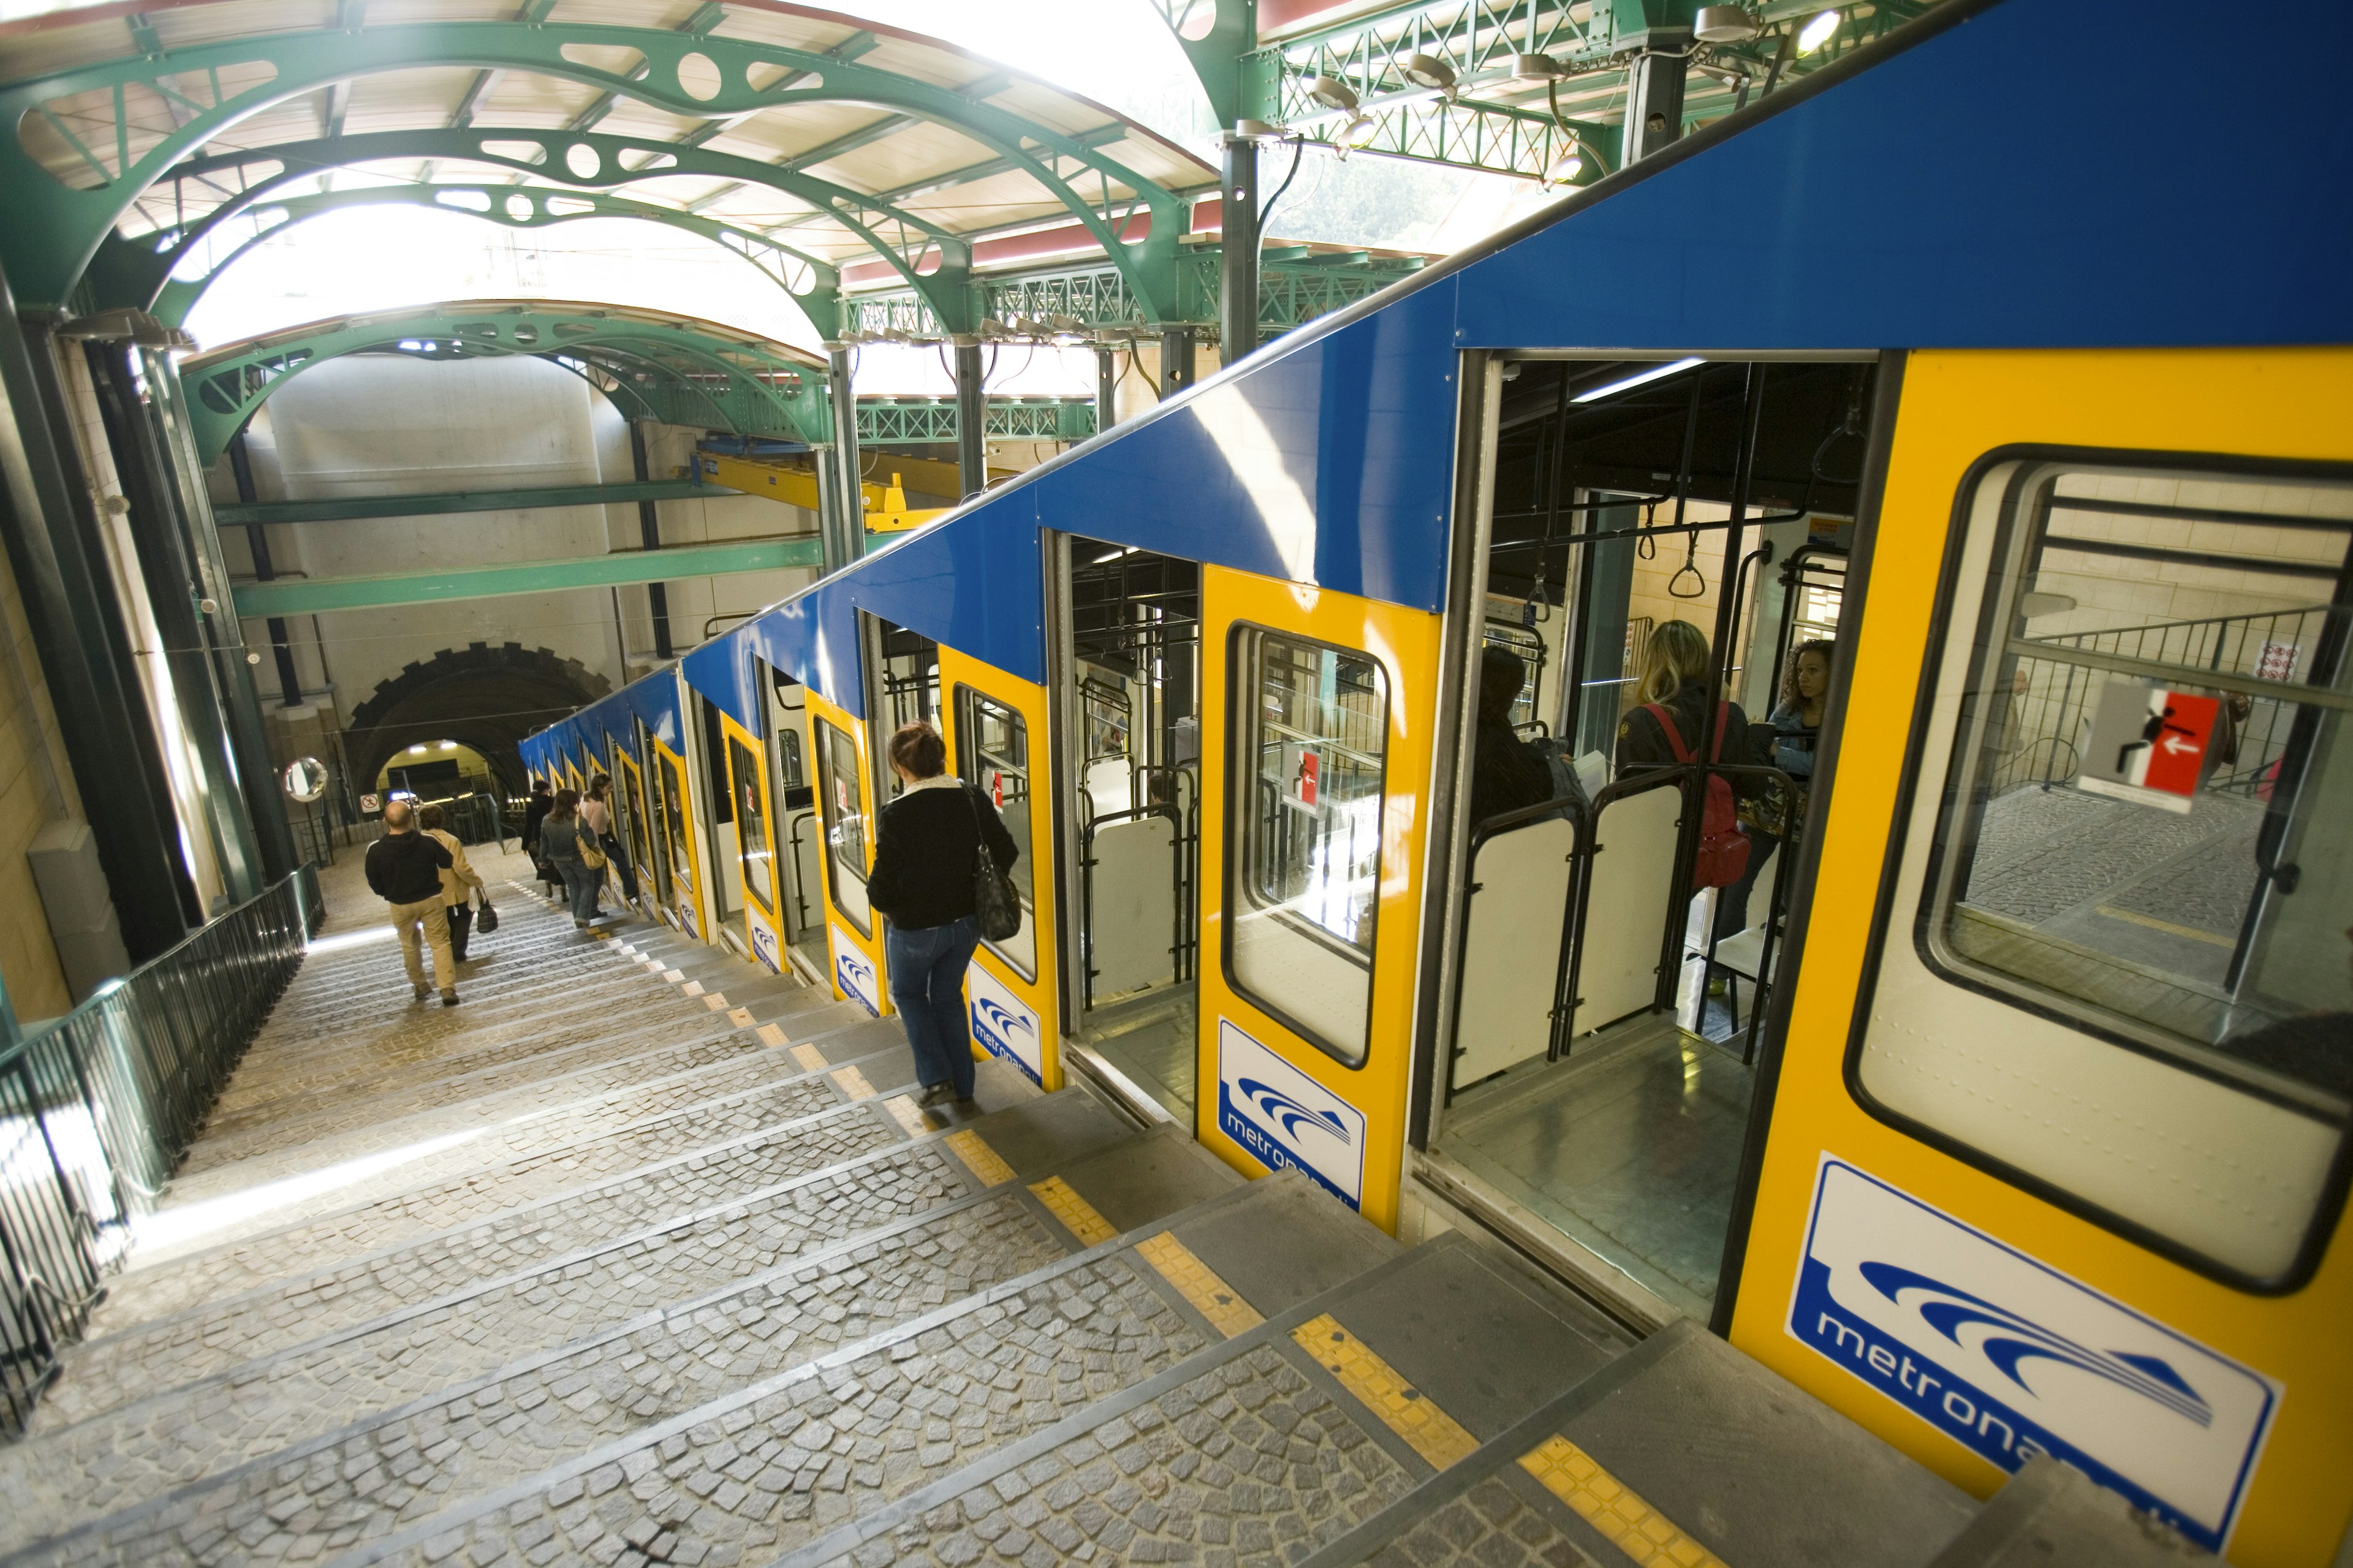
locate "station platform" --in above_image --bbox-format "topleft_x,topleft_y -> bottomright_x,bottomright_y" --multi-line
0,854 -> 2211,1567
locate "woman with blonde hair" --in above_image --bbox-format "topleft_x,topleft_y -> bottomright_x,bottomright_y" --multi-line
1616,619 -> 1758,946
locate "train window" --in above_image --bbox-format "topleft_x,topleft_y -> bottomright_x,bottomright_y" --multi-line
658,750 -> 692,893
813,716 -> 873,934
954,686 -> 1036,980
729,735 -> 775,914
1226,626 -> 1390,1067
1858,455 -> 2352,1281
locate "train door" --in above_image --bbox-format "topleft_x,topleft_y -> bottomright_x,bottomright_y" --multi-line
1727,349 -> 2353,1568
692,695 -> 754,957
1048,535 -> 1203,1122
804,684 -> 887,1015
1416,355 -> 1879,1326
719,708 -> 786,974
757,661 -> 822,977
606,735 -> 653,916
1194,565 -> 1442,1233
630,718 -> 680,934
650,718 -> 707,941
939,645 -> 1061,1089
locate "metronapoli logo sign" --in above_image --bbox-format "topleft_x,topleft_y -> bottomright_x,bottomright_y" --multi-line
828,923 -> 880,1017
1215,1019 -> 1364,1208
966,962 -> 1041,1086
1788,1159 -> 2279,1553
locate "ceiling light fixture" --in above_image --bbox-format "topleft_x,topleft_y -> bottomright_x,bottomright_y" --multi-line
1694,6 -> 1759,42
1396,52 -> 1457,93
1338,111 -> 1379,148
1301,74 -> 1358,112
1544,145 -> 1585,186
1510,52 -> 1564,82
1572,356 -> 1705,403
1797,9 -> 1841,53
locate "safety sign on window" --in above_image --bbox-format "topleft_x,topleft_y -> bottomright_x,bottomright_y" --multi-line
2076,682 -> 2216,814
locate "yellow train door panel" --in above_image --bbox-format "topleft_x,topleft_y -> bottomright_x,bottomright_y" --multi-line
1195,563 -> 1443,1235
805,686 -> 890,1017
1729,347 -> 2353,1568
714,711 -> 787,974
938,646 -> 1061,1091
650,737 -> 708,941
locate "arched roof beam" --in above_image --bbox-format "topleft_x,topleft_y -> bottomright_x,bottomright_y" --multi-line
131,183 -> 842,338
103,131 -> 955,332
0,21 -> 1188,321
180,301 -> 830,463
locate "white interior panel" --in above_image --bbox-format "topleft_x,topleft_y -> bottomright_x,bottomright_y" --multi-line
1453,817 -> 1578,1086
1089,816 -> 1177,999
1572,786 -> 1682,1034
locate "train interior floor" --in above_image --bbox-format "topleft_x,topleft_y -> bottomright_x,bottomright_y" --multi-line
0,847 -> 2188,1568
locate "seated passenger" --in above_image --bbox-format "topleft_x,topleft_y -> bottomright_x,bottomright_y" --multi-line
1470,645 -> 1556,827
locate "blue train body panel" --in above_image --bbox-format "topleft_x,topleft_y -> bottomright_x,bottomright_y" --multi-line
542,0 -> 2353,746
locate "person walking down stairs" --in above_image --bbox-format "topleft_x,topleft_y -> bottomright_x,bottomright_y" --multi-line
417,801 -> 490,962
363,798 -> 461,1006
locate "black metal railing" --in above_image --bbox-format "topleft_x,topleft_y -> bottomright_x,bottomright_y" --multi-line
0,865 -> 314,1437
2003,605 -> 2333,794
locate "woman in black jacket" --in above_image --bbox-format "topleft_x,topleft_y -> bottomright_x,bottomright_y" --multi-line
1616,619 -> 1756,945
867,721 -> 1019,1107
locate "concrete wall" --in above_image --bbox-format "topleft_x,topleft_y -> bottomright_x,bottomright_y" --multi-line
214,355 -> 816,769
0,531 -> 80,1024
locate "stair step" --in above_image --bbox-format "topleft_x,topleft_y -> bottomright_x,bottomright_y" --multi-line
2,1105 -> 1202,1562
1302,1318 -> 1976,1568
1925,1458 -> 2216,1566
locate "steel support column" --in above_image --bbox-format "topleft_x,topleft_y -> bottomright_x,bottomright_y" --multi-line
85,338 -> 263,906
228,434 -> 303,707
628,421 -> 673,659
1096,347 -> 1117,436
0,292 -> 194,955
953,339 -> 986,499
1621,33 -> 1691,165
823,346 -> 862,574
1219,134 -> 1260,365
1161,328 -> 1197,398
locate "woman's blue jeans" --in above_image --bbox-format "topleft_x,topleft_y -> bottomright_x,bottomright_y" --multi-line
555,858 -> 602,923
885,915 -> 980,1098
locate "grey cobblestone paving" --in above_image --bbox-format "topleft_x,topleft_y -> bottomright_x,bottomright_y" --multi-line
240,934 -> 632,1041
15,1200 -> 1064,1564
156,1051 -> 838,1222
1966,787 -> 2253,926
98,1082 -> 895,1327
363,1253 -> 1207,1568
180,1028 -> 790,1181
43,1135 -> 952,1429
1352,1477 -> 1593,1568
823,1343 -> 1416,1568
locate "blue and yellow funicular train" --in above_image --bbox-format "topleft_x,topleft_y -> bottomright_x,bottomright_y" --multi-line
526,1 -> 2353,1559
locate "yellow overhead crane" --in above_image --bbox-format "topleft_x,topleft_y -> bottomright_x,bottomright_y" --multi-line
690,449 -> 1009,538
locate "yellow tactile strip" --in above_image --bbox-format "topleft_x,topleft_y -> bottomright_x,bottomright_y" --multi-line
1292,1314 -> 1480,1471
1029,1177 -> 1118,1246
1518,1436 -> 1727,1567
790,1043 -> 829,1072
830,1066 -> 877,1100
882,1095 -> 928,1138
727,1007 -> 755,1028
757,1023 -> 790,1048
943,1127 -> 1015,1186
1135,1232 -> 1262,1337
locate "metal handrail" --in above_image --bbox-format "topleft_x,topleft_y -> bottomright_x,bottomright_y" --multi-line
1,864 -> 315,1438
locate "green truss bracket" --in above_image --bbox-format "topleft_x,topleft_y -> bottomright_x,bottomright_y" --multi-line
214,479 -> 727,526
230,537 -> 820,616
0,20 -> 1193,323
856,397 -> 1096,444
182,302 -> 832,462
129,184 -> 842,341
1147,0 -> 1267,129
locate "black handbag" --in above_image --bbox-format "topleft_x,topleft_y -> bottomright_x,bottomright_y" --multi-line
965,785 -> 1021,942
476,901 -> 499,934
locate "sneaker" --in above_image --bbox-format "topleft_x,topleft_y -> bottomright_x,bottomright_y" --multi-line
575,920 -> 590,930
916,1083 -> 954,1107
413,985 -> 430,1002
440,990 -> 462,1007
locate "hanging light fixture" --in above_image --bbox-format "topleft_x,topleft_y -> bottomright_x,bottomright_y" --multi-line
1798,9 -> 1841,53
1694,6 -> 1759,42
1396,51 -> 1457,92
1301,74 -> 1358,112
1338,110 -> 1379,148
1544,143 -> 1585,186
1510,52 -> 1564,83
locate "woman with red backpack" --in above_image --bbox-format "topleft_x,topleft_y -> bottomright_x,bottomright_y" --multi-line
1615,619 -> 1757,944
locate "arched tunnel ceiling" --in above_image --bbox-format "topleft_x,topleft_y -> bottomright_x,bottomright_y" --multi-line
0,1 -> 1222,328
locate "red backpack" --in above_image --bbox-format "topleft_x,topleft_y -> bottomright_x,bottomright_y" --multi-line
1642,702 -> 1751,888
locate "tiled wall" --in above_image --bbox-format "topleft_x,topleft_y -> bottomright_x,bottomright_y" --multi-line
0,540 -> 81,1024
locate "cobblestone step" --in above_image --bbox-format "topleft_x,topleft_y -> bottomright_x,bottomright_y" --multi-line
240,925 -> 630,1043
44,1044 -> 923,1425
4,1113 -> 1228,1562
97,1040 -> 936,1319
1293,1319 -> 1976,1568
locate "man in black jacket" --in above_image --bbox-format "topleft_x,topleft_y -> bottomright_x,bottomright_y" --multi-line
366,799 -> 461,1005
868,721 -> 1018,1106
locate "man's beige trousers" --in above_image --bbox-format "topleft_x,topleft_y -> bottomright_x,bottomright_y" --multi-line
389,895 -> 456,993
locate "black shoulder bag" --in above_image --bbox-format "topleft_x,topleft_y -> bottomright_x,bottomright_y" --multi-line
965,784 -> 1021,942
